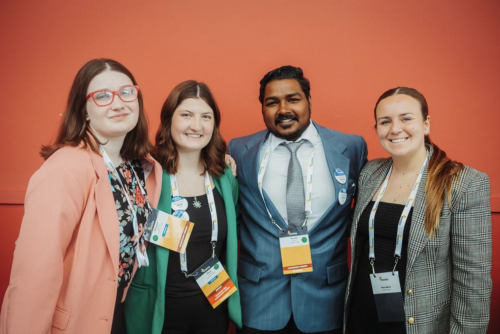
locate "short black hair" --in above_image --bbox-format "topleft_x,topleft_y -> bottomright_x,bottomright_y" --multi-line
259,65 -> 311,104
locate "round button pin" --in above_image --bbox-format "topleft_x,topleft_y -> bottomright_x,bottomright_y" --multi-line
334,168 -> 347,184
171,196 -> 188,211
172,209 -> 190,221
338,188 -> 347,205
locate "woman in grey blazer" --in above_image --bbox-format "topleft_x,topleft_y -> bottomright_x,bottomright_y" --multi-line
344,87 -> 492,334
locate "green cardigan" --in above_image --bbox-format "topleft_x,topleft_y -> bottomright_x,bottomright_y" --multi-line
124,168 -> 242,334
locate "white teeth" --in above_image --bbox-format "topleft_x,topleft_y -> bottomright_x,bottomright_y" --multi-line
391,138 -> 407,143
186,134 -> 202,138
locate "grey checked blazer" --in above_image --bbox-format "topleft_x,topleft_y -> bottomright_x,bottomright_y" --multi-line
344,150 -> 492,334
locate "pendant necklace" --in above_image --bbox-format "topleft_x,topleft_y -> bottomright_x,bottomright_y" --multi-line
178,173 -> 203,209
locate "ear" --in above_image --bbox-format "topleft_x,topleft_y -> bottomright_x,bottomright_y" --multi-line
424,115 -> 430,135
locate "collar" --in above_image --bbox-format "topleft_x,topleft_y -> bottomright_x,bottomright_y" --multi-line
268,120 -> 319,152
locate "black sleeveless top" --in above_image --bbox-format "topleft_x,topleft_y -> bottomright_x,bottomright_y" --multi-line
165,187 -> 228,297
348,201 -> 413,334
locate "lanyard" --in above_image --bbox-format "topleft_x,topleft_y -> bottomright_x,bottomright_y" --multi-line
257,135 -> 314,231
368,152 -> 429,275
170,172 -> 218,277
100,146 -> 151,267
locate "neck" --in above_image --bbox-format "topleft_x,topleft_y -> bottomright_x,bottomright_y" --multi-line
100,137 -> 126,167
177,150 -> 204,175
391,146 -> 428,175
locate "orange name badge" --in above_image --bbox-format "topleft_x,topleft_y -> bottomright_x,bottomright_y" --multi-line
279,226 -> 313,275
144,208 -> 194,253
192,256 -> 237,309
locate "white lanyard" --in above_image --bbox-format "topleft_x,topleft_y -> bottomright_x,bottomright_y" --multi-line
368,152 -> 429,274
258,136 -> 314,231
100,146 -> 150,267
170,172 -> 218,276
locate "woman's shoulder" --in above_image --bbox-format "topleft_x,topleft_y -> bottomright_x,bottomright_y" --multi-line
454,165 -> 490,192
359,157 -> 391,180
214,167 -> 238,195
215,166 -> 236,183
37,146 -> 98,180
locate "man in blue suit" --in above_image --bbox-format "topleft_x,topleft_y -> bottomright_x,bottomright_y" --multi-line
228,66 -> 367,334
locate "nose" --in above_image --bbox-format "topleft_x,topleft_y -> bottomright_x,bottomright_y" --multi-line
190,115 -> 202,131
390,120 -> 402,134
278,100 -> 290,114
110,93 -> 125,110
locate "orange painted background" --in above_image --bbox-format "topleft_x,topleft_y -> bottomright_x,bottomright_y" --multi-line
1,0 -> 499,332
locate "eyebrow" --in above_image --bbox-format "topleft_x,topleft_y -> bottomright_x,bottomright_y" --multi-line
377,112 -> 415,121
94,85 -> 133,91
264,92 -> 302,103
178,109 -> 214,114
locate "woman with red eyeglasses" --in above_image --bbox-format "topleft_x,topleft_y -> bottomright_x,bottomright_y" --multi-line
0,58 -> 162,334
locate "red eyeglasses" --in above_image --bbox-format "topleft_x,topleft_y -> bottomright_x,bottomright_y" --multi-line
86,85 -> 140,107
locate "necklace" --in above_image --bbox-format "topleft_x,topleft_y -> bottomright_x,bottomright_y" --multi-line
177,173 -> 203,209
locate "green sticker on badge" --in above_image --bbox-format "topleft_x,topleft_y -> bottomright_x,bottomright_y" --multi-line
302,237 -> 307,243
214,263 -> 220,270
153,235 -> 159,241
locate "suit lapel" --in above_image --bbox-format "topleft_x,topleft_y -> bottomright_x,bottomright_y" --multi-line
88,149 -> 120,274
406,166 -> 429,270
309,123 -> 350,233
351,160 -> 392,242
240,130 -> 288,229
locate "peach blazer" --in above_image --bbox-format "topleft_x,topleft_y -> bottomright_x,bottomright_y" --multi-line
0,145 -> 162,334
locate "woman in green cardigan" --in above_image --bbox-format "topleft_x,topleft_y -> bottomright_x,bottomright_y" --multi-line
124,80 -> 242,334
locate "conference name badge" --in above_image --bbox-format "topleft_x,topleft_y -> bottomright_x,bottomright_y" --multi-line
279,226 -> 313,275
369,271 -> 405,322
192,256 -> 237,309
144,208 -> 194,253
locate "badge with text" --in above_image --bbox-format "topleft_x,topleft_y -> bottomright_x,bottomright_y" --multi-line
338,188 -> 347,205
171,196 -> 189,211
279,226 -> 313,275
369,272 -> 405,322
144,208 -> 194,254
192,256 -> 237,309
334,168 -> 346,184
172,209 -> 190,221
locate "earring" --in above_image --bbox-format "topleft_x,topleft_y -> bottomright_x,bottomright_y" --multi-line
85,114 -> 90,121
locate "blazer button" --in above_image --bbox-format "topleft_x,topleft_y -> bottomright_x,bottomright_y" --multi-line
408,317 -> 415,324
407,289 -> 413,296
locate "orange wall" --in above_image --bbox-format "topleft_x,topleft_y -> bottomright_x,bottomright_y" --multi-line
1,0 -> 499,332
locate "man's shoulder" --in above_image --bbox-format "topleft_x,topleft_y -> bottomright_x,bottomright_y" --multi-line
313,122 -> 366,147
228,129 -> 268,152
230,129 -> 268,144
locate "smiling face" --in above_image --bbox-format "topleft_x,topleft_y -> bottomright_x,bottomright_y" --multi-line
262,79 -> 311,141
171,98 -> 215,154
375,94 -> 430,160
86,70 -> 139,142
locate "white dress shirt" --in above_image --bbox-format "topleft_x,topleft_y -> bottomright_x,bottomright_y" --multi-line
260,121 -> 336,230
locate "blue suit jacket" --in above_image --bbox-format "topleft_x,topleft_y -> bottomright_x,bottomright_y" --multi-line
228,122 -> 367,332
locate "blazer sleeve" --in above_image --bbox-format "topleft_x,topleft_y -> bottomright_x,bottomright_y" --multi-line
348,136 -> 369,235
449,169 -> 492,333
0,162 -> 87,334
224,166 -> 240,240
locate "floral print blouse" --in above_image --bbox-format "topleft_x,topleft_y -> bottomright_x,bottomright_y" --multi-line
107,159 -> 152,290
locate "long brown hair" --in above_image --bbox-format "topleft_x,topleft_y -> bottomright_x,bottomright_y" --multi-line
40,58 -> 152,160
374,87 -> 464,237
154,80 -> 227,176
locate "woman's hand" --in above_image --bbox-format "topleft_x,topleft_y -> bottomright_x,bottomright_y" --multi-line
225,154 -> 237,177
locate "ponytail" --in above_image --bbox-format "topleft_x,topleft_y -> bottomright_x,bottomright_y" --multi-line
424,137 -> 464,236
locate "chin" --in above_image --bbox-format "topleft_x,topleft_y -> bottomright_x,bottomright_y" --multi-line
274,129 -> 300,141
